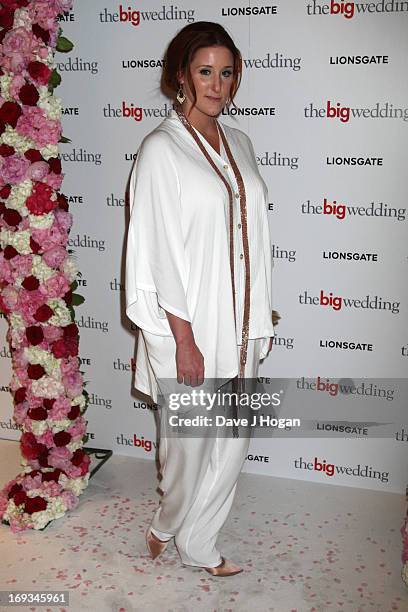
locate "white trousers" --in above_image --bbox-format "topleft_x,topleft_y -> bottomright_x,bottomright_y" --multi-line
142,331 -> 264,567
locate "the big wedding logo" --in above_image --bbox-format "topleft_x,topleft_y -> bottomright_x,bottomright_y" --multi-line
299,290 -> 400,313
305,100 -> 408,122
99,4 -> 195,25
301,198 -> 406,221
306,0 -> 408,18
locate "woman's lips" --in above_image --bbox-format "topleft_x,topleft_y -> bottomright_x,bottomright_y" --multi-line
206,96 -> 222,101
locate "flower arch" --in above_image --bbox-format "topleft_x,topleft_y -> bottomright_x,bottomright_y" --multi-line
0,0 -> 90,532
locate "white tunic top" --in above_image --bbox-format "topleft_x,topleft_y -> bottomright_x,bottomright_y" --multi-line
125,109 -> 274,396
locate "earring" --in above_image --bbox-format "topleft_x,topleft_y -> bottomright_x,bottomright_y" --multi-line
176,86 -> 186,104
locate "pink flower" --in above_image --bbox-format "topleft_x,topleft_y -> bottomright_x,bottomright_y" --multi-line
0,154 -> 30,184
49,397 -> 71,420
1,28 -> 34,73
0,256 -> 13,284
9,254 -> 33,278
1,285 -> 19,310
62,370 -> 83,399
54,209 -> 73,233
36,429 -> 55,448
0,493 -> 9,519
43,246 -> 66,269
61,489 -> 78,510
26,161 -> 49,181
40,272 -> 69,299
28,0 -> 60,30
42,172 -> 64,190
22,473 -> 43,491
67,416 -> 86,440
42,325 -> 63,342
9,75 -> 25,99
13,402 -> 29,424
47,446 -> 71,470
16,107 -> 61,148
31,224 -> 66,251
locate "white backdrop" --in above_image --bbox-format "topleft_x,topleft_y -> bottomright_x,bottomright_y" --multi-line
1,1 -> 407,493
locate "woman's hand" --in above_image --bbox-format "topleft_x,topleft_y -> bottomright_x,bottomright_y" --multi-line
176,337 -> 205,386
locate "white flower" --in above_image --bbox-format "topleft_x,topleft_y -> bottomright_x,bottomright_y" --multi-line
38,87 -> 62,121
48,298 -> 72,327
62,256 -> 79,283
71,394 -> 86,409
30,420 -> 49,436
8,180 -> 33,213
29,212 -> 54,229
0,75 -> 12,101
1,126 -> 35,153
13,8 -> 31,28
0,229 -> 31,254
40,144 -> 59,160
32,255 -> 54,282
9,313 -> 26,332
51,419 -> 71,431
24,346 -> 60,378
64,475 -> 89,496
31,376 -> 65,399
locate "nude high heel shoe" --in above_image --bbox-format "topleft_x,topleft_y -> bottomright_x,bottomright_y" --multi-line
146,526 -> 172,559
204,556 -> 243,577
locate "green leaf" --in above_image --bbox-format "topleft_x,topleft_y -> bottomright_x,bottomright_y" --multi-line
56,36 -> 74,53
71,293 -> 85,306
48,69 -> 61,90
59,135 -> 72,144
71,280 -> 78,292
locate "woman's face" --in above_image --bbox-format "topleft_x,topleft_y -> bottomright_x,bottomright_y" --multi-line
180,45 -> 235,117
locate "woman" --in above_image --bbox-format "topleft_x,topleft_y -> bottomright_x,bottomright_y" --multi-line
125,21 -> 275,576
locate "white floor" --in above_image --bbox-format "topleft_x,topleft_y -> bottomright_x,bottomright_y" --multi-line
0,439 -> 407,612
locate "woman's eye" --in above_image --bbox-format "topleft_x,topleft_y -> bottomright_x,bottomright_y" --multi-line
222,70 -> 233,77
199,69 -> 211,75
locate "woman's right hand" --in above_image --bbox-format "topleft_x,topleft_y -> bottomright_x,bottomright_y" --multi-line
175,338 -> 205,387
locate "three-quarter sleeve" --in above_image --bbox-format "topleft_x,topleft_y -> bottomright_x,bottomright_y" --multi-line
125,133 -> 191,334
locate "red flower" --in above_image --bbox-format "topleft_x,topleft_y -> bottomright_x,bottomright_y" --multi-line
7,482 -> 23,499
22,275 -> 39,290
26,182 -> 56,215
30,236 -> 41,253
3,245 -> 18,259
0,8 -> 15,29
52,336 -> 78,358
13,490 -> 28,506
0,101 -> 22,128
27,406 -> 47,420
32,23 -> 50,45
43,398 -> 55,410
57,193 -> 68,211
34,303 -> 53,322
25,149 -> 43,162
71,449 -> 86,466
14,387 -> 26,403
26,325 -> 44,345
24,495 -> 47,515
48,157 -> 61,174
64,323 -> 79,338
21,431 -> 45,460
63,289 -> 72,305
0,184 -> 11,199
0,144 -> 14,157
0,121 -> 6,135
2,208 -> 22,227
67,405 -> 80,420
27,61 -> 52,86
53,431 -> 71,447
42,468 -> 62,482
18,83 -> 39,106
38,452 -> 50,468
27,363 -> 45,380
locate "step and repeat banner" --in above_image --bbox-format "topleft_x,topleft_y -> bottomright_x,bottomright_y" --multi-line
1,1 -> 407,493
